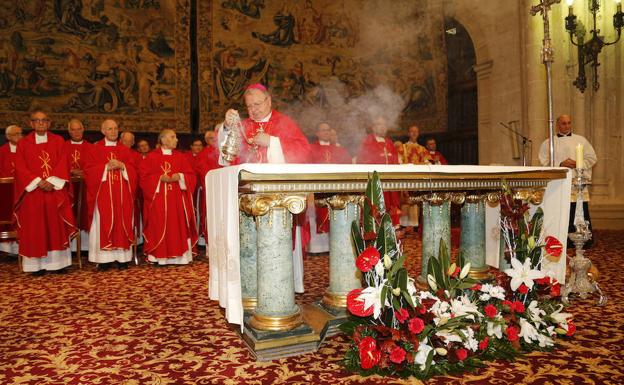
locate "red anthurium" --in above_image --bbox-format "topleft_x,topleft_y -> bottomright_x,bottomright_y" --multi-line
347,288 -> 374,317
408,317 -> 425,334
355,247 -> 381,272
550,283 -> 561,297
455,348 -> 468,361
535,276 -> 552,286
358,336 -> 381,369
484,304 -> 497,319
394,308 -> 409,324
518,284 -> 529,294
389,346 -> 406,364
545,236 -> 563,258
451,266 -> 460,278
566,321 -> 576,336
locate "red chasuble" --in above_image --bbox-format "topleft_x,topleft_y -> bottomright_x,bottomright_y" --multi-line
309,141 -> 352,232
193,145 -> 220,238
140,149 -> 198,259
0,143 -> 17,177
356,134 -> 401,225
235,110 -> 311,164
83,141 -> 137,250
64,140 -> 91,232
13,132 -> 76,258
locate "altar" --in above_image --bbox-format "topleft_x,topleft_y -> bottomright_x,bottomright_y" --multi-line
205,164 -> 571,359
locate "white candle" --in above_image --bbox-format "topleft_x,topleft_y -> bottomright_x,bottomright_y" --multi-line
576,143 -> 584,168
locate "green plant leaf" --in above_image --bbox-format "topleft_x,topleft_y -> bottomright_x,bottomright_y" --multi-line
401,290 -> 415,309
363,172 -> 386,234
351,220 -> 365,256
438,240 -> 451,289
376,213 -> 398,262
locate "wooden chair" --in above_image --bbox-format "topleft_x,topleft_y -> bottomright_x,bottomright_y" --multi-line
0,177 -> 19,268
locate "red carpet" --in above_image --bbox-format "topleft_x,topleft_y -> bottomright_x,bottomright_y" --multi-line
0,230 -> 622,384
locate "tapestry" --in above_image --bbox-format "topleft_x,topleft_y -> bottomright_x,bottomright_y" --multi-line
0,0 -> 191,133
198,0 -> 448,150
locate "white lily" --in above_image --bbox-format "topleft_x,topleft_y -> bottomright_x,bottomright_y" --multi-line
487,320 -> 503,339
527,300 -> 546,323
450,295 -> 481,321
459,263 -> 471,279
504,257 -> 545,291
462,327 -> 479,352
537,332 -> 554,348
358,281 -> 388,319
435,330 -> 462,344
518,318 -> 540,344
549,305 -> 573,325
414,341 -> 434,370
374,260 -> 385,277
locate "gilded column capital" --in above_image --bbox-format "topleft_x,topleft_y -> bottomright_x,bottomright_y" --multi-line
420,192 -> 452,206
315,194 -> 363,210
465,193 -> 488,204
240,193 -> 307,216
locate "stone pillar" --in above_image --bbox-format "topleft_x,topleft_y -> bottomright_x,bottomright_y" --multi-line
460,194 -> 490,279
319,195 -> 362,309
420,193 -> 452,282
239,211 -> 257,311
240,194 -> 307,331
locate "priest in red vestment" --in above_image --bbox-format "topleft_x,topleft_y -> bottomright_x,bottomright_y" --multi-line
425,137 -> 448,165
63,119 -> 91,243
356,115 -> 402,226
309,122 -> 352,233
216,83 -> 310,293
83,119 -> 137,270
14,111 -> 76,273
194,132 -> 220,241
140,129 -> 198,265
216,83 -> 311,165
0,125 -> 22,255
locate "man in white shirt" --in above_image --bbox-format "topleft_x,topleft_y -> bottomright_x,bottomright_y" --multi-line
538,114 -> 597,247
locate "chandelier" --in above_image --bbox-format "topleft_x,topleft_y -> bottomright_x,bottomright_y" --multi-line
564,0 -> 624,92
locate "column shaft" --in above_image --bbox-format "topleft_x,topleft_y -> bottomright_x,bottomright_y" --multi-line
421,200 -> 451,281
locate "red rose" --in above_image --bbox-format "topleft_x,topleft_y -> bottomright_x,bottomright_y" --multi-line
389,346 -> 406,364
566,321 -> 576,336
513,301 -> 525,313
455,348 -> 468,361
347,288 -> 374,317
479,337 -> 489,351
545,236 -> 563,258
506,325 -> 519,342
408,317 -> 425,334
358,336 -> 381,369
484,304 -> 497,319
451,266 -> 460,278
355,246 -> 381,272
518,284 -> 529,294
394,308 -> 409,324
550,283 -> 561,297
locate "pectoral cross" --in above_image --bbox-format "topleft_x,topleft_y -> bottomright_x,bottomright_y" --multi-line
39,150 -> 51,178
161,161 -> 173,191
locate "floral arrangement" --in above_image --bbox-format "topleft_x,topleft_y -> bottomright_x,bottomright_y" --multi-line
341,173 -> 573,380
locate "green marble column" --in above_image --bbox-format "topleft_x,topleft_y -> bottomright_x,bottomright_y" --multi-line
323,196 -> 362,309
239,212 -> 257,310
460,197 -> 490,279
240,194 -> 306,331
420,194 -> 451,282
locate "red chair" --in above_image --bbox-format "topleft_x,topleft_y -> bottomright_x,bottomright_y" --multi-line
0,177 -> 19,268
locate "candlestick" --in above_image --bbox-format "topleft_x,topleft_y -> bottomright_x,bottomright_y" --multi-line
575,143 -> 584,168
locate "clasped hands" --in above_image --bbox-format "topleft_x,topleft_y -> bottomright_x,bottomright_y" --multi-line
160,173 -> 180,183
37,179 -> 54,191
106,159 -> 125,171
224,109 -> 270,147
559,158 -> 577,169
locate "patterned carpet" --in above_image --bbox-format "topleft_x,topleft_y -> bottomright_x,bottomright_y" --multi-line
1,230 -> 623,385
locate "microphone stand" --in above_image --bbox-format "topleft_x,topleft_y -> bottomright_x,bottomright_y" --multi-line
499,121 -> 531,166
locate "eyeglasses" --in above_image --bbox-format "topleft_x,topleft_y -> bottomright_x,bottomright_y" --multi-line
31,119 -> 50,123
246,97 -> 268,110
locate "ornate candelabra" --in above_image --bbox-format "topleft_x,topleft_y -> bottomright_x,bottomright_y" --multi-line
565,0 -> 624,92
561,168 -> 607,305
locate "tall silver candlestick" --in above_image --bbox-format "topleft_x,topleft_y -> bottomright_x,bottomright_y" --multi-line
561,168 -> 606,306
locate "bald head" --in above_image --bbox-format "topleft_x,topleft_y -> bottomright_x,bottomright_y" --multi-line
101,119 -> 119,142
120,131 -> 135,148
556,115 -> 572,135
204,130 -> 216,147
67,119 -> 84,142
5,125 -> 22,145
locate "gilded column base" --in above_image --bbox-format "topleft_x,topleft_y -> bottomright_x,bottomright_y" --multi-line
249,308 -> 303,331
321,291 -> 347,309
468,266 -> 493,281
242,297 -> 258,311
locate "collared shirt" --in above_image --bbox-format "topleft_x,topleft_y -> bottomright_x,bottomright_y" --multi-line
9,143 -> 16,153
161,148 -> 172,155
104,139 -> 117,146
35,133 -> 48,144
71,140 -> 84,144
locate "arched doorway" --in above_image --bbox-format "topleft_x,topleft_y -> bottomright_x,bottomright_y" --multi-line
443,17 -> 478,165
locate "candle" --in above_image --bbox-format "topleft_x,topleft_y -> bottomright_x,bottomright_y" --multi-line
575,143 -> 584,168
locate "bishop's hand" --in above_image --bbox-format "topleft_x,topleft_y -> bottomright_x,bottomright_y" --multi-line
253,132 -> 270,147
224,109 -> 240,129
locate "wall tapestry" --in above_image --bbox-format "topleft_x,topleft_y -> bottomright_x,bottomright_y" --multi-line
0,0 -> 190,133
198,0 -> 448,151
